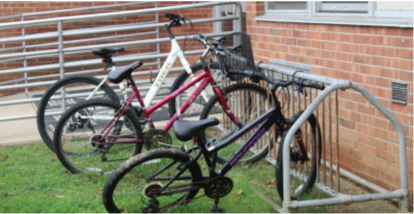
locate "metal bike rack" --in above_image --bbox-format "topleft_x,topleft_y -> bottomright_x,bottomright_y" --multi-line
256,62 -> 409,213
0,1 -> 243,122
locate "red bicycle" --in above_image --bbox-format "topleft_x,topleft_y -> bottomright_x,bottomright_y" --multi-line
52,32 -> 269,174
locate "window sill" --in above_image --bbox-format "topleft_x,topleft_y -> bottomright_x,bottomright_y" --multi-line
255,14 -> 413,28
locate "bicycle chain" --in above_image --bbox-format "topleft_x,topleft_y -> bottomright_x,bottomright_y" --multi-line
143,179 -> 209,211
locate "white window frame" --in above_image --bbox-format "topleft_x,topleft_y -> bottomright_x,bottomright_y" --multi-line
265,1 -> 311,15
264,2 -> 412,18
312,1 -> 374,17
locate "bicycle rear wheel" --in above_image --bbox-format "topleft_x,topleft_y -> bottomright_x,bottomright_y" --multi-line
102,149 -> 203,213
37,75 -> 119,152
200,83 -> 271,164
276,111 -> 321,200
53,98 -> 142,174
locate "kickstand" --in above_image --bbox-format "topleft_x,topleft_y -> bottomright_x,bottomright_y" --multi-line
210,185 -> 225,213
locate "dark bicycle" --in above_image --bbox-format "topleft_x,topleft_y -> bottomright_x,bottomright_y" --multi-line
101,68 -> 324,213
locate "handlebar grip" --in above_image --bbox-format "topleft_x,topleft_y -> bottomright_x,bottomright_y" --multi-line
301,80 -> 325,90
193,35 -> 202,42
164,13 -> 182,19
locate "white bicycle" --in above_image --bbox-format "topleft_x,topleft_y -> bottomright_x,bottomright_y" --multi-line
36,13 -> 222,152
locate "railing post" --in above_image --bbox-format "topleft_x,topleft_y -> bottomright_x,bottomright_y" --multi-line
21,15 -> 28,93
57,20 -> 66,111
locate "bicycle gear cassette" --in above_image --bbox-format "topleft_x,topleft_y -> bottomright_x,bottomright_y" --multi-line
144,129 -> 172,150
204,176 -> 233,198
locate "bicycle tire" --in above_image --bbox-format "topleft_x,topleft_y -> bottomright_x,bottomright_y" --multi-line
37,75 -> 119,152
276,110 -> 321,200
168,61 -> 221,119
103,149 -> 203,213
53,98 -> 142,174
200,83 -> 271,164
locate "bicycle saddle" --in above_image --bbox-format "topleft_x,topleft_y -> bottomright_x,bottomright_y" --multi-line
173,118 -> 219,141
92,47 -> 124,57
108,60 -> 143,83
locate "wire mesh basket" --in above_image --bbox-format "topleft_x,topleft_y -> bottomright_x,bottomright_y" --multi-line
216,32 -> 255,81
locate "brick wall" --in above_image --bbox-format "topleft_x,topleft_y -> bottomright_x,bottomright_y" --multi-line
247,1 -> 413,207
0,1 -> 215,95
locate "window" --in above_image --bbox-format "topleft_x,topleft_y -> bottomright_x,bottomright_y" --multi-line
265,1 -> 411,18
266,1 -> 373,16
316,1 -> 369,14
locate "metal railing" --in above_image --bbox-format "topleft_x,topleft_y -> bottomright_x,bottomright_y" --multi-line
255,61 -> 409,213
0,1 -> 243,122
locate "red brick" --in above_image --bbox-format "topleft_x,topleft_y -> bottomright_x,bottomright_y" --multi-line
378,67 -> 399,79
351,73 -> 370,84
335,52 -> 351,61
359,65 -> 377,75
369,157 -> 389,171
377,87 -> 392,99
336,70 -> 352,79
359,162 -> 379,176
336,33 -> 352,42
391,58 -> 413,70
311,58 -> 324,66
353,54 -> 370,64
378,27 -> 400,36
280,29 -> 292,36
378,46 -> 400,57
350,111 -> 367,123
320,32 -> 335,40
341,62 -> 358,72
351,150 -> 371,163
310,24 -> 325,31
306,48 -> 319,57
284,37 -> 296,45
353,35 -> 371,44
367,116 -> 388,129
377,149 -> 396,163
296,39 -> 310,47
342,25 -> 359,33
296,23 -> 309,30
325,41 -> 341,51
341,43 -> 359,53
375,127 -> 395,142
401,28 -> 413,37
360,26 -> 378,34
356,141 -> 376,155
325,25 -> 341,32
292,30 -> 305,38
401,49 -> 413,59
305,31 -> 320,39
320,50 -> 335,59
367,136 -> 388,150
360,45 -> 378,55
324,59 -> 341,69
311,40 -> 324,49
371,76 -> 391,88
371,35 -> 391,46
357,103 -> 376,115
388,143 -> 400,155
371,56 -> 391,67
400,71 -> 413,82
393,37 -> 413,48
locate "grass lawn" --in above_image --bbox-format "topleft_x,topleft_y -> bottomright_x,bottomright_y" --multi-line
0,138 -> 399,213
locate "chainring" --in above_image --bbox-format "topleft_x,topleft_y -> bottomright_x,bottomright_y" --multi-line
204,176 -> 233,198
144,129 -> 173,150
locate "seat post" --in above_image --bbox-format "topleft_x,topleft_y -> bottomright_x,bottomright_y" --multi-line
126,75 -> 136,87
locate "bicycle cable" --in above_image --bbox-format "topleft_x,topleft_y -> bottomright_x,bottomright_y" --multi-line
181,17 -> 198,55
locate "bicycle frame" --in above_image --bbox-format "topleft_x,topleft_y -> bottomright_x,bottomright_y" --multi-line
82,39 -> 209,108
98,66 -> 242,145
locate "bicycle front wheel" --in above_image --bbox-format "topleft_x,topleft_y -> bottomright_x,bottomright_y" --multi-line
37,75 -> 119,152
53,98 -> 142,174
102,149 -> 203,213
200,83 -> 271,164
276,111 -> 321,200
